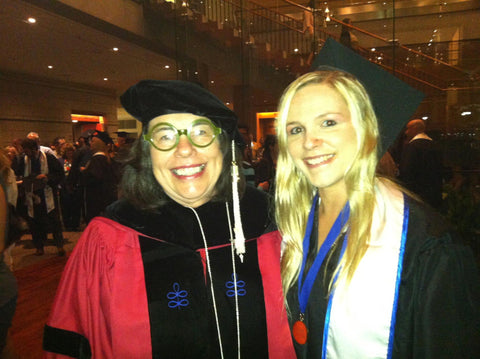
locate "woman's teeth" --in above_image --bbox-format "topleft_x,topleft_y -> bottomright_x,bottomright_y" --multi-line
306,154 -> 334,165
172,164 -> 205,176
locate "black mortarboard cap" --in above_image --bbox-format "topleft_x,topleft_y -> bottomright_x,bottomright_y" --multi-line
311,38 -> 424,153
120,80 -> 243,145
92,130 -> 113,145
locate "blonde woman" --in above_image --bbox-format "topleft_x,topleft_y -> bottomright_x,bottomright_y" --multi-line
275,66 -> 480,357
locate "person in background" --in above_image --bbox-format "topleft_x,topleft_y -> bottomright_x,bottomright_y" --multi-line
81,131 -> 118,224
398,118 -> 443,209
275,39 -> 480,358
238,125 -> 256,187
27,132 -> 56,157
66,134 -> 92,230
4,146 -> 19,165
114,131 -> 128,150
303,0 -> 314,37
43,80 -> 295,358
339,18 -> 359,50
0,150 -> 18,211
0,181 -> 18,358
303,0 -> 316,66
15,138 -> 65,256
59,143 -> 76,231
255,134 -> 278,192
51,136 -> 66,159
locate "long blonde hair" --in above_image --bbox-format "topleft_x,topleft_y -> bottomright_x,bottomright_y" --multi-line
275,70 -> 379,295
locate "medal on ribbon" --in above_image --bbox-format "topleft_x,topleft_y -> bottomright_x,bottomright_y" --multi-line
295,195 -> 350,345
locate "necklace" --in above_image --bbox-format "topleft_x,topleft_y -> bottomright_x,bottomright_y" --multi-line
188,203 -> 241,359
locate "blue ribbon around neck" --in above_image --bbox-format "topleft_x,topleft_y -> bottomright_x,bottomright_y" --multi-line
297,194 -> 350,316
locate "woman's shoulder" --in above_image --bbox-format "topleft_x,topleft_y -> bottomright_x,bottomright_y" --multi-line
83,215 -> 140,247
377,179 -> 467,258
402,195 -> 478,280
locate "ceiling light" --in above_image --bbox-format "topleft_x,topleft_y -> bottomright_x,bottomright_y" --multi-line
165,65 -> 170,69
371,48 -> 376,52
461,111 -> 472,116
113,47 -> 119,52
48,65 -> 53,69
27,17 -> 36,24
422,116 -> 428,120
103,78 -> 108,81
210,80 -> 214,84
294,48 -> 299,53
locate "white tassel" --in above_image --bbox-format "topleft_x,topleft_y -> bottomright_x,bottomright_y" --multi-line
231,140 -> 246,262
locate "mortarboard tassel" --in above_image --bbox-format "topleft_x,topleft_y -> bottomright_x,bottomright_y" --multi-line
231,140 -> 246,262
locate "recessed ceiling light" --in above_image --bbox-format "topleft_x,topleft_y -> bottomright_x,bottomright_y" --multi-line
103,78 -> 108,81
27,17 -> 36,24
48,65 -> 53,69
211,80 -> 214,84
165,65 -> 170,69
113,47 -> 119,51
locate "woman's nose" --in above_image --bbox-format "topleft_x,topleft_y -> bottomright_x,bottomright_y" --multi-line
303,131 -> 322,149
175,134 -> 194,156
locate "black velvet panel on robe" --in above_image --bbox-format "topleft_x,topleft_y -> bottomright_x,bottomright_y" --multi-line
106,186 -> 272,358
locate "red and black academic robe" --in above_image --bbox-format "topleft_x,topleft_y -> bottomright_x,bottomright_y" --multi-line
43,187 -> 295,358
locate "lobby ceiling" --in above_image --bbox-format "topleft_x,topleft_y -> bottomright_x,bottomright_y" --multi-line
0,0 -> 478,98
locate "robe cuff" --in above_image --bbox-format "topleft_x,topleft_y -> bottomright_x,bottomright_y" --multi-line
43,325 -> 92,358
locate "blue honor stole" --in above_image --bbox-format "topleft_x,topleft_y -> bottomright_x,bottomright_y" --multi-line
293,194 -> 350,345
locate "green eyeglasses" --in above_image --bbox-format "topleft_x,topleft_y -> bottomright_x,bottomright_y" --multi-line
144,118 -> 222,151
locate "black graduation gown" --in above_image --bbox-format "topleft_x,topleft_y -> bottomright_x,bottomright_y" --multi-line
287,196 -> 480,359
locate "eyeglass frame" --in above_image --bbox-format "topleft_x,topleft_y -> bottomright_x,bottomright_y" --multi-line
144,117 -> 222,151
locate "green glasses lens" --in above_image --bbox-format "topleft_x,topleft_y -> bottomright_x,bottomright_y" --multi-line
189,119 -> 217,147
146,118 -> 221,151
150,124 -> 177,150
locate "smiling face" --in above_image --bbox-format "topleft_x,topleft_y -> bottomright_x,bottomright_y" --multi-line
149,113 -> 224,208
286,83 -> 358,196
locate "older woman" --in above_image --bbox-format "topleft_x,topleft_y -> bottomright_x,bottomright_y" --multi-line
275,40 -> 480,358
43,80 -> 294,358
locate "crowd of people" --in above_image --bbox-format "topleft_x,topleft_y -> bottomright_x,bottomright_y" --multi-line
1,129 -> 133,256
0,38 -> 478,358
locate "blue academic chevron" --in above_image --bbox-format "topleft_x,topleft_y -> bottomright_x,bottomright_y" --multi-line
225,273 -> 246,297
167,282 -> 190,309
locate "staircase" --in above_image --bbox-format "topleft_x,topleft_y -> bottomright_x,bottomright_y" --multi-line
143,0 -> 476,97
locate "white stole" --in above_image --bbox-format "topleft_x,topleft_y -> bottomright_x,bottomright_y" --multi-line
326,181 -> 407,358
